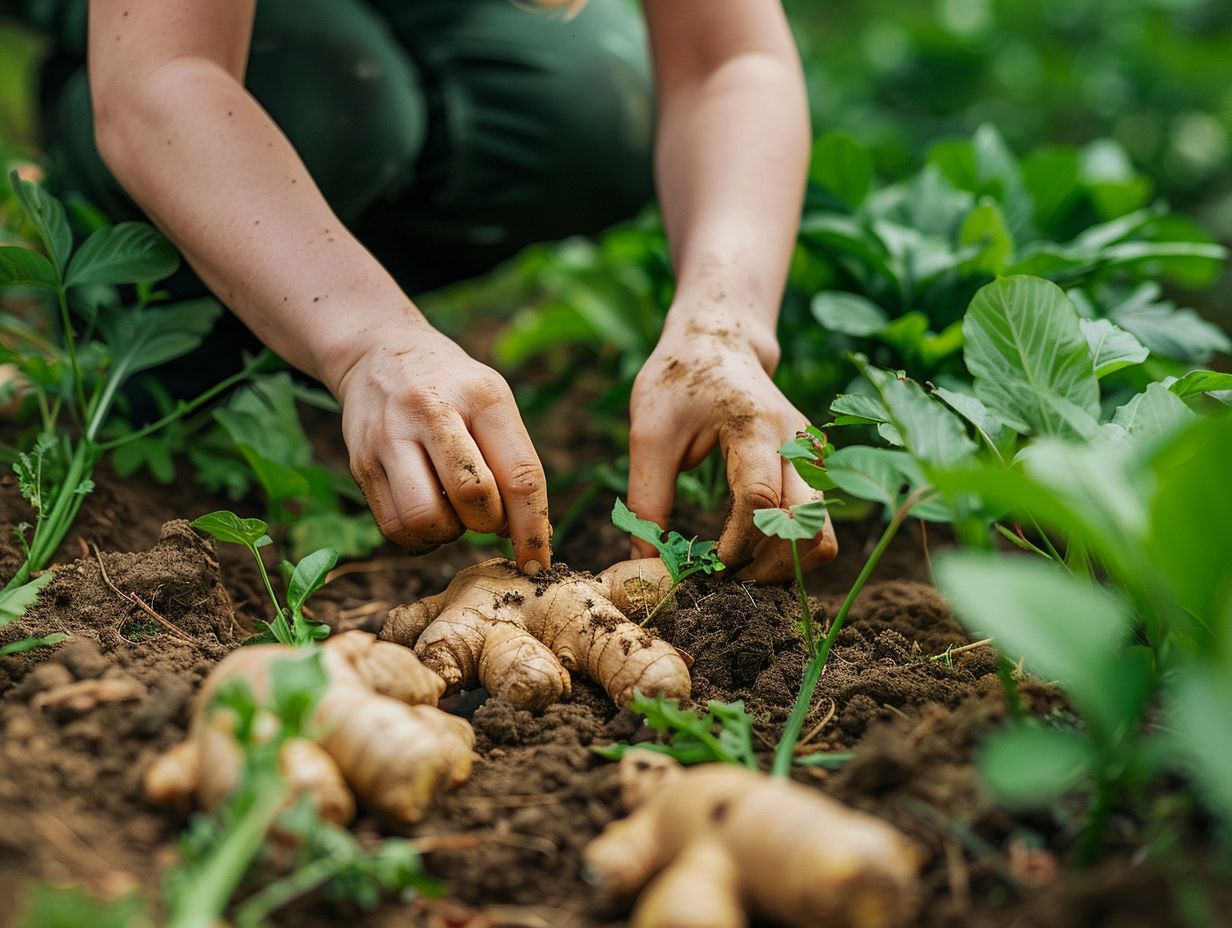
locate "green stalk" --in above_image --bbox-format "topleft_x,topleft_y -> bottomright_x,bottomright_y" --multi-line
54,286 -> 88,422
247,542 -> 290,641
4,439 -> 95,591
232,856 -> 346,928
165,772 -> 290,928
771,491 -> 927,777
790,538 -> 816,656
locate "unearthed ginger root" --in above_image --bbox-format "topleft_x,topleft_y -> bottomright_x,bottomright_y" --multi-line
584,751 -> 925,928
382,558 -> 689,711
144,630 -> 474,825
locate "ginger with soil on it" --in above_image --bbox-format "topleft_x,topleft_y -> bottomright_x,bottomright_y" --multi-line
144,630 -> 474,825
584,751 -> 925,928
382,558 -> 690,712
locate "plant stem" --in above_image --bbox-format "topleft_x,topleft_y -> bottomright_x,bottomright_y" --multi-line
771,491 -> 926,777
639,579 -> 681,628
1078,770 -> 1117,865
247,542 -> 290,641
54,286 -> 87,421
232,856 -> 345,928
98,359 -> 264,452
5,438 -> 95,590
790,538 -> 816,656
996,655 -> 1025,721
165,772 -> 289,928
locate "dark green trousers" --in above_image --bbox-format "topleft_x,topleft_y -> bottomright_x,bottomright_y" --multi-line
29,0 -> 654,287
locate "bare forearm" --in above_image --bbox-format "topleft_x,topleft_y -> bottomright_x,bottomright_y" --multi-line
647,4 -> 810,366
93,58 -> 422,390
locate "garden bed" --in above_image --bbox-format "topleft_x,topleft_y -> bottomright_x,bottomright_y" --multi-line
1,464 -> 1225,928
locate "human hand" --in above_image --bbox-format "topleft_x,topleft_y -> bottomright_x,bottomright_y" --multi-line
326,322 -> 551,572
626,313 -> 836,583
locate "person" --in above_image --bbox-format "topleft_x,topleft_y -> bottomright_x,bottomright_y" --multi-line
9,0 -> 837,582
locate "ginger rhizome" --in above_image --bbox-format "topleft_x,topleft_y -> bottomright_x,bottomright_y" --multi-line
584,751 -> 924,928
382,558 -> 690,711
144,631 -> 474,825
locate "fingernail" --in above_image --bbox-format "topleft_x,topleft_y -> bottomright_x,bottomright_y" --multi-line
524,559 -> 543,576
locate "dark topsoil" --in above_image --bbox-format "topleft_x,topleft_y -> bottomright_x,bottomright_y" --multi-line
0,466 -> 1227,928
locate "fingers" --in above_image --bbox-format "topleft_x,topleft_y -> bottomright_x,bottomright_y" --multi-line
355,444 -> 463,552
627,424 -> 686,559
716,421 -> 784,570
472,397 -> 552,574
422,410 -> 507,534
737,457 -> 838,584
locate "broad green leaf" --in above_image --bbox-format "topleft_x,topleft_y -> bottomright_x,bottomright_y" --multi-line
934,551 -> 1133,737
191,510 -> 270,547
1111,292 -> 1231,364
218,374 -> 314,469
98,299 -> 222,383
963,276 -> 1099,439
288,511 -> 383,562
494,304 -> 595,368
10,171 -> 72,277
931,385 -> 1013,458
825,446 -> 949,521
1020,146 -> 1080,229
810,291 -> 888,336
65,222 -> 179,288
959,198 -> 1014,272
0,246 -> 59,289
0,631 -> 69,655
855,357 -> 977,468
1146,416 -> 1232,640
1168,662 -> 1232,830
1110,383 -> 1194,441
979,724 -> 1094,807
809,131 -> 873,208
1168,370 -> 1232,399
287,547 -> 340,613
1079,318 -> 1149,378
753,500 -> 829,541
0,572 -> 55,627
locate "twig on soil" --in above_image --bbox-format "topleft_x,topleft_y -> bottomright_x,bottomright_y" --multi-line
335,600 -> 391,623
882,703 -> 910,721
489,830 -> 560,858
794,699 -> 837,752
92,543 -> 195,644
929,638 -> 994,663
919,520 -> 933,574
325,557 -> 410,583
944,838 -> 971,912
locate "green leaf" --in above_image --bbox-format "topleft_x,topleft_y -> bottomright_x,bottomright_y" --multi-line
191,510 -> 270,548
979,724 -> 1094,807
963,276 -> 1099,439
1109,286 -> 1231,364
0,246 -> 59,289
1080,318 -> 1149,378
1168,662 -> 1232,830
959,197 -> 1014,272
1020,146 -> 1080,229
854,357 -> 977,468
824,446 -> 949,521
14,884 -> 149,928
809,131 -> 873,208
752,500 -> 829,541
98,298 -> 223,384
612,498 -> 666,554
1169,370 -> 1232,400
931,385 -> 1013,458
0,572 -> 55,628
0,631 -> 69,655
1110,383 -> 1194,441
269,650 -> 329,737
810,291 -> 888,337
65,222 -> 179,288
934,552 -> 1134,737
287,547 -> 339,613
9,171 -> 72,278
595,694 -> 758,769
288,511 -> 383,562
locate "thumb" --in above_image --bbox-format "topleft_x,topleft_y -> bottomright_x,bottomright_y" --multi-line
627,427 -> 684,559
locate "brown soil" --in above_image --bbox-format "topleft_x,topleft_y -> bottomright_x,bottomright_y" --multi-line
0,461 -> 1227,928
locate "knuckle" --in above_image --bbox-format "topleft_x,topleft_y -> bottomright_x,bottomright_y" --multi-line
737,480 -> 779,512
504,460 -> 545,498
471,371 -> 513,407
350,455 -> 382,488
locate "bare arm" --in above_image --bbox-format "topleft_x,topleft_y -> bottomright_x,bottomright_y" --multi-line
89,1 -> 551,571
628,0 -> 835,580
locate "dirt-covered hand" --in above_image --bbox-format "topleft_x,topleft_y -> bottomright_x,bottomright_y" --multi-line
627,325 -> 836,583
329,324 -> 551,572
381,558 -> 691,711
143,631 -> 474,824
584,751 -> 924,928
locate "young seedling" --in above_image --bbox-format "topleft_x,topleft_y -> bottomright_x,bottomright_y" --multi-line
191,510 -> 335,647
592,693 -> 758,770
752,500 -> 830,656
610,498 -> 723,625
0,172 -> 263,634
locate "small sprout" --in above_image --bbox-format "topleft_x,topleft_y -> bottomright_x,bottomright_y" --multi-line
753,500 -> 831,654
